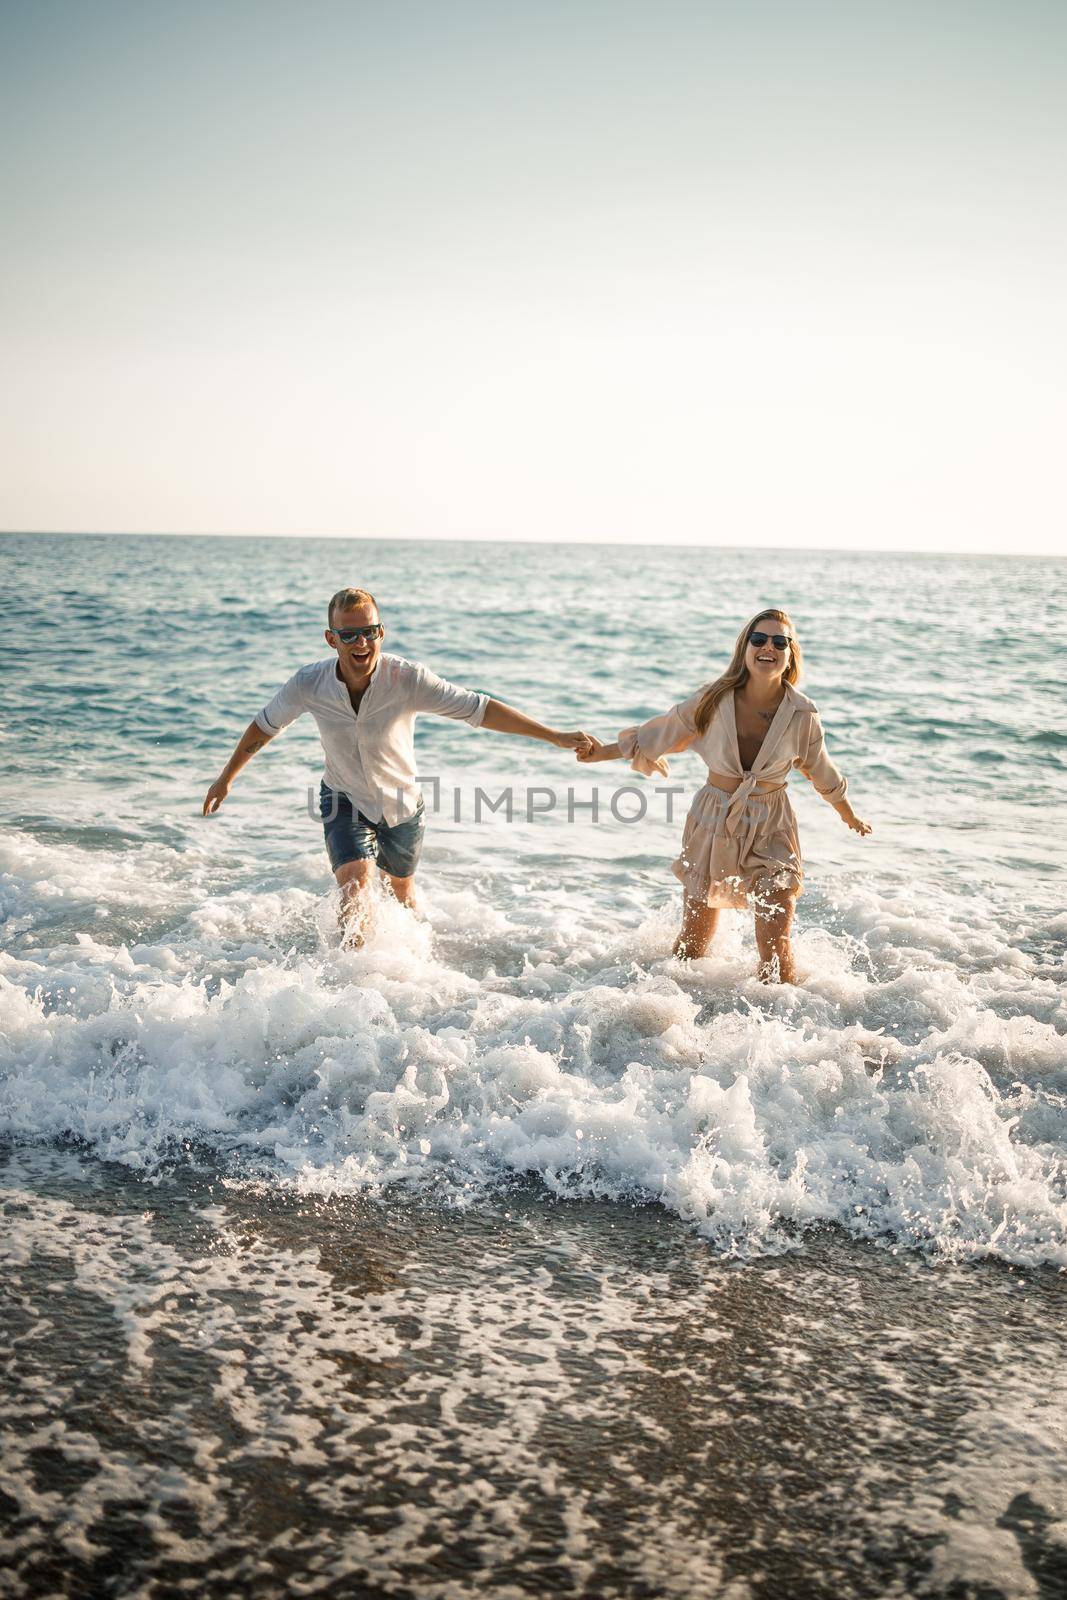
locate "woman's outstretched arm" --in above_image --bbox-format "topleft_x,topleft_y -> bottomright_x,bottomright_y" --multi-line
798,716 -> 871,835
619,700 -> 699,776
578,692 -> 700,776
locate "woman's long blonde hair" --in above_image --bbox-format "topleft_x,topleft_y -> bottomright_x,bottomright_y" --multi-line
693,608 -> 803,735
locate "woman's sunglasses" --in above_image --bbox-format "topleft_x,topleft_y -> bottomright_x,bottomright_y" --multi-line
331,624 -> 384,644
749,631 -> 792,651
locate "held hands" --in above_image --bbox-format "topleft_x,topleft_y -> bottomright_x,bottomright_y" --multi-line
551,730 -> 617,761
576,736 -> 615,763
553,730 -> 598,756
202,777 -> 231,816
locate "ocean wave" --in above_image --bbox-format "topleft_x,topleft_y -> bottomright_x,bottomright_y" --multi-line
1,830 -> 1064,1269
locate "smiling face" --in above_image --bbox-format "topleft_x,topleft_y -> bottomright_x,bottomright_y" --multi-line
744,621 -> 793,684
326,599 -> 384,676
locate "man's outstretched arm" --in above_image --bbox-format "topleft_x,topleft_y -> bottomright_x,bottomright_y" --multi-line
481,699 -> 593,752
411,667 -> 592,751
203,720 -> 276,815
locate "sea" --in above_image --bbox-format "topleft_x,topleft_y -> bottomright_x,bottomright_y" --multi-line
1,531 -> 1065,1599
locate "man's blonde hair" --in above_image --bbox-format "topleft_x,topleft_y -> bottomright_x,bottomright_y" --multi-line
328,587 -> 379,626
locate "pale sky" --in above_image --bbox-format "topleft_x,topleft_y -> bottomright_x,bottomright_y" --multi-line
2,0 -> 1064,555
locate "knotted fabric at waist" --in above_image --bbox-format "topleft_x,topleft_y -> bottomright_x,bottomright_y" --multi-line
704,771 -> 787,825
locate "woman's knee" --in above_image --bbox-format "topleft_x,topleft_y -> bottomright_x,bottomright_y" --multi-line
755,878 -> 794,917
753,889 -> 795,943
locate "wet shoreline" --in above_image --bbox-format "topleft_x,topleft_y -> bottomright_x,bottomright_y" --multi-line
3,1146 -> 1064,1600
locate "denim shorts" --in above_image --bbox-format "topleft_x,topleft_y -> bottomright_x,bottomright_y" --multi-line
319,783 -> 426,877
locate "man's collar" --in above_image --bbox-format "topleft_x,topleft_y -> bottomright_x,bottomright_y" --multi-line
335,655 -> 382,689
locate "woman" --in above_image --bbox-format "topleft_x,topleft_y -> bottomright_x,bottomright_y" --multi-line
578,608 -> 871,983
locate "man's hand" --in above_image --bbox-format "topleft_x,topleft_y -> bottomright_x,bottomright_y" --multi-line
203,776 -> 231,816
202,721 -> 275,816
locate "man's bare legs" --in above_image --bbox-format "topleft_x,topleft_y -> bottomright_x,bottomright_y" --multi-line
334,861 -> 418,945
753,881 -> 796,984
384,873 -> 417,909
335,859 -> 375,946
673,895 -> 720,960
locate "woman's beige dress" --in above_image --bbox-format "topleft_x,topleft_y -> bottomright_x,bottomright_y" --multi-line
617,681 -> 848,910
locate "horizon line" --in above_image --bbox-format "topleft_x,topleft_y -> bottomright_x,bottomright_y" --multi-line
0,528 -> 1062,561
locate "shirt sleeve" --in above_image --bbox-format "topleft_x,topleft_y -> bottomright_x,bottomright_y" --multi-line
795,713 -> 848,804
255,670 -> 309,735
411,664 -> 489,727
617,687 -> 703,778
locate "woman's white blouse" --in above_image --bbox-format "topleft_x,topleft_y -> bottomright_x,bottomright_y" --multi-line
617,680 -> 848,806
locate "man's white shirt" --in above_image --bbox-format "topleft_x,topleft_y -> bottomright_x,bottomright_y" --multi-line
256,654 -> 488,824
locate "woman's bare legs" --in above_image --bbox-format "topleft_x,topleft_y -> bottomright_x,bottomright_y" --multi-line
673,895 -> 720,960
753,881 -> 796,983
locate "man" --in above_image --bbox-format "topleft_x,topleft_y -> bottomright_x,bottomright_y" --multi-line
203,586 -> 592,940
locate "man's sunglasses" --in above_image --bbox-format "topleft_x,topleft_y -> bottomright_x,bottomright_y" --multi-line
331,624 -> 384,644
749,631 -> 792,651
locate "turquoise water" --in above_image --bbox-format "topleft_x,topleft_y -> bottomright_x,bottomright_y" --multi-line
1,532 -> 1065,1596
2,530 -> 1064,1256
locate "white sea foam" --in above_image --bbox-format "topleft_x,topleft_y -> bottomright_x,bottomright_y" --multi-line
2,826 -> 1064,1267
